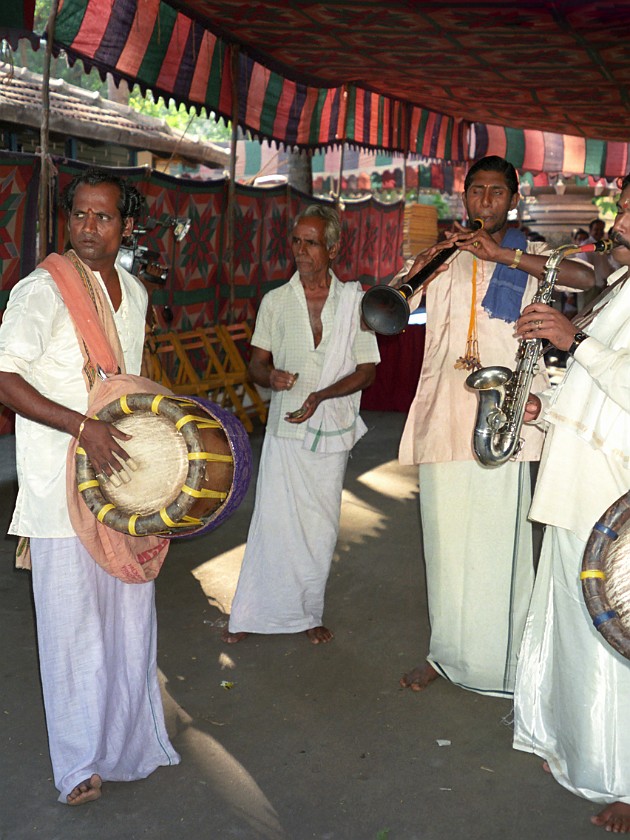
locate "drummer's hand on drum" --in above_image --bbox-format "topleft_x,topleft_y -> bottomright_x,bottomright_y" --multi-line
78,417 -> 135,486
270,368 -> 299,392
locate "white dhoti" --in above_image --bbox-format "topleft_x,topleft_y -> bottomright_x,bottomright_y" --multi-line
513,526 -> 630,804
419,460 -> 535,696
229,435 -> 349,634
31,537 -> 180,802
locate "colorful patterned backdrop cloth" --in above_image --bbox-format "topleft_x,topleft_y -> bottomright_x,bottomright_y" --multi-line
0,153 -> 404,434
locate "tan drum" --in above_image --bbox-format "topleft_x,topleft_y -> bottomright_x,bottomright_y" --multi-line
581,490 -> 630,660
75,393 -> 252,538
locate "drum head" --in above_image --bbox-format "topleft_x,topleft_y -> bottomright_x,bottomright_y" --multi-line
75,393 -> 252,538
581,490 -> 630,660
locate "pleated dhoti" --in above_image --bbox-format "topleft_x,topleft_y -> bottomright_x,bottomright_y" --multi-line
514,526 -> 630,804
419,459 -> 536,696
31,537 -> 180,802
229,435 -> 349,634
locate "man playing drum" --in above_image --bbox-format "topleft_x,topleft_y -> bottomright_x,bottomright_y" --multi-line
224,204 -> 379,645
0,168 -> 180,804
513,174 -> 630,833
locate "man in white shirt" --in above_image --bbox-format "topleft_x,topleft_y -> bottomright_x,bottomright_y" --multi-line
0,169 -> 179,805
224,205 -> 380,645
397,156 -> 594,697
513,174 -> 630,833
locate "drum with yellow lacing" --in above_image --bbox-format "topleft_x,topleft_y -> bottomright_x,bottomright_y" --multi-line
75,393 -> 252,538
581,490 -> 630,660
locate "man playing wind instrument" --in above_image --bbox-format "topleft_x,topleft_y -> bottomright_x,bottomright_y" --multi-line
397,156 -> 594,697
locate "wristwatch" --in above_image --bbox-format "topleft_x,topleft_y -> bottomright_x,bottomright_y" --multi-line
568,331 -> 589,356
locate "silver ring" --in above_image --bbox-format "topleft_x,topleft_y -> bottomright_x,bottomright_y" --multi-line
96,472 -> 109,483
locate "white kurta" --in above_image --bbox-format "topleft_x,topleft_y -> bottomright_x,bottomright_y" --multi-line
0,261 -> 180,801
228,272 -> 379,634
399,244 -> 549,696
514,269 -> 630,804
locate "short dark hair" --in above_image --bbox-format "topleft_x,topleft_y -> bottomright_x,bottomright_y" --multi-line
60,167 -> 144,221
464,155 -> 519,196
589,218 -> 604,230
294,204 -> 341,249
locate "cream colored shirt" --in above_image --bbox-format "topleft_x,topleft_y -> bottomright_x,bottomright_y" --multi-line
399,243 -> 549,464
0,263 -> 148,537
529,268 -> 630,540
252,272 -> 380,439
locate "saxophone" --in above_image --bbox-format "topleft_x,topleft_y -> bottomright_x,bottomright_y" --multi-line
465,238 -> 614,467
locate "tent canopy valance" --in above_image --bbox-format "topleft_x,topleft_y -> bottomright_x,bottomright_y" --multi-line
49,0 -> 630,160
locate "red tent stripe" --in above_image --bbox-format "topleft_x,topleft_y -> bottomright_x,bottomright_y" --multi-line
353,88 -> 365,145
370,95 -> 380,147
486,124 -> 508,159
317,89 -> 334,143
189,30 -> 216,105
522,130 -> 546,173
117,0 -> 159,78
272,78 -> 295,140
604,143 -> 628,179
71,0 -> 112,56
563,134 -> 586,176
420,112 -> 436,157
245,62 -> 270,130
156,15 -> 191,92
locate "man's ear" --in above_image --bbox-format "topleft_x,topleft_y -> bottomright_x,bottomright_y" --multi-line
122,217 -> 134,237
328,242 -> 340,260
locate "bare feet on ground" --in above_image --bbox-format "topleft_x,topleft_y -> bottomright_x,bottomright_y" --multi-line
305,625 -> 333,644
67,774 -> 102,806
591,803 -> 630,833
399,662 -> 439,691
222,630 -> 249,644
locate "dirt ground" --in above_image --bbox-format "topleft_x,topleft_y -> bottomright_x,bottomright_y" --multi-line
0,411 -> 603,839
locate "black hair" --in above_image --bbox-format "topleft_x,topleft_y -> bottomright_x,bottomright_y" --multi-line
464,155 -> 519,196
60,167 -> 144,222
621,173 -> 630,192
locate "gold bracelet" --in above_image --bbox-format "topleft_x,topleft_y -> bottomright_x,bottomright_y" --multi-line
77,418 -> 88,441
509,248 -> 523,269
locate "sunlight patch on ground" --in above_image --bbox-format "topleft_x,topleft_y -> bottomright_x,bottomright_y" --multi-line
191,546 -> 244,614
355,460 -> 418,501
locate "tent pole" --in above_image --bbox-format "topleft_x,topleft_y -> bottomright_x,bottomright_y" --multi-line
335,143 -> 345,206
39,0 -> 60,262
227,45 -> 240,325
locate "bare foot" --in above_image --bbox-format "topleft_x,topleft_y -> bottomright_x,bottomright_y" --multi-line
222,629 -> 249,644
399,662 -> 439,692
305,626 -> 333,644
591,802 -> 630,833
67,774 -> 102,806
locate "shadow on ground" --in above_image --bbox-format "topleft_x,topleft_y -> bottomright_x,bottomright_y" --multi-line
0,412 -> 599,839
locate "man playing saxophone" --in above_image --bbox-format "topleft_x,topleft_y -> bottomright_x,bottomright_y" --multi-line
398,155 -> 594,698
513,176 -> 630,833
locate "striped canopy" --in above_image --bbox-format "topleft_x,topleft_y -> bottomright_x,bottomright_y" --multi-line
51,0 -> 630,175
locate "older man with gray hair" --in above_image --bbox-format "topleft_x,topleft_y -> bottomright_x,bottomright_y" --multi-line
224,204 -> 379,645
